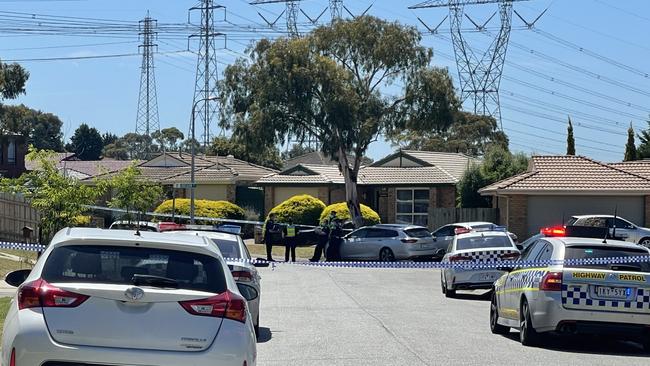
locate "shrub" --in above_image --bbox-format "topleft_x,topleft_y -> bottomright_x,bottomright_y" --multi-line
154,199 -> 245,224
319,202 -> 381,226
268,195 -> 326,225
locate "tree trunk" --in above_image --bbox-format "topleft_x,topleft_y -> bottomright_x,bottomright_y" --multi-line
338,148 -> 363,228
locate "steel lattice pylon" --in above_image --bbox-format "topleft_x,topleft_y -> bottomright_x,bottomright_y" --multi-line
135,13 -> 160,151
410,0 -> 528,126
190,1 -> 224,148
330,0 -> 343,20
251,0 -> 302,38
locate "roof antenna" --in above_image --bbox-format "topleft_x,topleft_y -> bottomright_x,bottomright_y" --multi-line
612,206 -> 618,240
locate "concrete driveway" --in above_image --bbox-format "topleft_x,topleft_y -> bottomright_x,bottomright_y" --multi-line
257,264 -> 650,366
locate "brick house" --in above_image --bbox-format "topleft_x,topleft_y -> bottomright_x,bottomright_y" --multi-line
0,134 -> 27,178
479,155 -> 650,240
258,150 -> 479,228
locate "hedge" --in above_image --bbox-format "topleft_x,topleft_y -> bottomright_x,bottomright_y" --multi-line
268,194 -> 326,226
319,202 -> 381,226
154,199 -> 246,222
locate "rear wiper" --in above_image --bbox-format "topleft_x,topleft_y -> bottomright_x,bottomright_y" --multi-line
132,274 -> 179,289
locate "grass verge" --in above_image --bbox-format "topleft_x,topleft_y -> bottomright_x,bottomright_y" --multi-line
245,243 -> 315,261
0,297 -> 12,338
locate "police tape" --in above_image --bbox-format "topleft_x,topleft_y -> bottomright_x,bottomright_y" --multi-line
3,241 -> 650,270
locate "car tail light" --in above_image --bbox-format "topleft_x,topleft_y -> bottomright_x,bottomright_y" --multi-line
454,227 -> 472,235
231,270 -> 254,282
18,279 -> 89,310
500,252 -> 520,261
449,255 -> 472,263
10,348 -> 15,366
540,272 -> 563,291
400,238 -> 418,244
179,290 -> 247,323
541,226 -> 566,237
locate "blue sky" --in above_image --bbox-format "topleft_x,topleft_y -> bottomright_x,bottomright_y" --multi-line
2,0 -> 649,162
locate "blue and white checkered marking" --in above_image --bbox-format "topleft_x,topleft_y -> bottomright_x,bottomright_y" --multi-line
562,284 -> 650,312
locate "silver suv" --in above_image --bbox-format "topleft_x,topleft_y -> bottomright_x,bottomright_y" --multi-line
567,215 -> 650,248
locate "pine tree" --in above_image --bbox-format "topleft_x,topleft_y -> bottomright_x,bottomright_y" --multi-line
638,119 -> 650,159
567,117 -> 576,156
624,122 -> 638,162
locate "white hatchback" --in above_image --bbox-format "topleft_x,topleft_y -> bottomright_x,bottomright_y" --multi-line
2,228 -> 257,366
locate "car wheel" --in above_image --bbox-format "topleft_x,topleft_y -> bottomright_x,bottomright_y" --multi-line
441,273 -> 446,294
254,314 -> 260,339
444,280 -> 456,298
379,247 -> 395,262
490,292 -> 510,335
520,299 -> 539,346
639,238 -> 650,249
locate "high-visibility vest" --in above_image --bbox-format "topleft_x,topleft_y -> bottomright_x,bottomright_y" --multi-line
286,225 -> 296,237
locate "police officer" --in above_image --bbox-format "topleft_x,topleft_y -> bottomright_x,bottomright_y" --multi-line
310,210 -> 337,262
263,213 -> 280,262
326,218 -> 344,261
284,220 -> 298,262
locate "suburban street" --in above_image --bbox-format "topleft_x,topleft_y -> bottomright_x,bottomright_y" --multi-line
257,264 -> 650,366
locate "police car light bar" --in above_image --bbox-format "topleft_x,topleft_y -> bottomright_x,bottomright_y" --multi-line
541,226 -> 566,237
455,225 -> 508,235
454,227 -> 472,235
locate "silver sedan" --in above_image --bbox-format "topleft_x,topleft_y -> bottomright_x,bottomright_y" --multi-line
332,224 -> 444,261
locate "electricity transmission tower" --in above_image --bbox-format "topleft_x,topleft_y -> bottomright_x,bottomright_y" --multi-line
410,0 -> 528,126
135,13 -> 160,155
330,0 -> 343,20
189,1 -> 225,149
251,0 -> 301,38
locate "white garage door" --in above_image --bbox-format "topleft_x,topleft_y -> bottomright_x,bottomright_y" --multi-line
527,196 -> 645,238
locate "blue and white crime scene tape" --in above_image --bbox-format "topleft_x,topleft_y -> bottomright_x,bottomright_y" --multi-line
3,241 -> 650,271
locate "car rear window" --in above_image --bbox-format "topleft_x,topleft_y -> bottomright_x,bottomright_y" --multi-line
405,228 -> 432,238
211,239 -> 242,259
456,235 -> 513,250
42,245 -> 227,293
564,246 -> 650,273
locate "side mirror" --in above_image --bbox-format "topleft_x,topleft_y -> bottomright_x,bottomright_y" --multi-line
237,283 -> 259,301
435,248 -> 446,257
5,269 -> 31,287
253,258 -> 270,268
516,244 -> 524,251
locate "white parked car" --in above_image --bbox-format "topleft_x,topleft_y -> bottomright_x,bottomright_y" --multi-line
491,236 -> 650,349
2,228 -> 257,366
166,229 -> 268,337
567,215 -> 650,248
440,228 -> 520,297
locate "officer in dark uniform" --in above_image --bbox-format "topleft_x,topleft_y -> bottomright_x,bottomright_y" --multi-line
263,213 -> 280,262
310,211 -> 336,262
284,220 -> 298,262
326,218 -> 344,261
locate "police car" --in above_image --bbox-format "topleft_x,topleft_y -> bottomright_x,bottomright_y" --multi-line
490,234 -> 650,349
440,226 -> 520,298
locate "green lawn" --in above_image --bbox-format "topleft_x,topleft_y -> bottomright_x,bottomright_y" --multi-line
0,257 -> 32,280
246,243 -> 315,261
0,297 -> 12,338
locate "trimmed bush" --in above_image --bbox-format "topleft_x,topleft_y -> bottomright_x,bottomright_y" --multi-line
268,195 -> 326,226
319,202 -> 381,226
154,199 -> 245,223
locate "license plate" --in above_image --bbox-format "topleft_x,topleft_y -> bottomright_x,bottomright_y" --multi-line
594,286 -> 632,300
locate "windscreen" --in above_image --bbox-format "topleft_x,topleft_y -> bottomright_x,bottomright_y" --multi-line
564,246 -> 650,273
42,245 -> 227,293
211,239 -> 242,259
456,235 -> 512,251
405,228 -> 432,238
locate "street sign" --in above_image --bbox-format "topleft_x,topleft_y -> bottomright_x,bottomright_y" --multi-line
173,183 -> 197,189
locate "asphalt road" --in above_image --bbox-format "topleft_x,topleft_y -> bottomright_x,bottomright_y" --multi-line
257,264 -> 650,366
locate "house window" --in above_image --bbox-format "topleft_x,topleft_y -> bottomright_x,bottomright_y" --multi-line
7,139 -> 16,165
395,188 -> 430,226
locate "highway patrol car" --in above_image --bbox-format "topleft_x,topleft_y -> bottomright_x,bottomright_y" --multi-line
441,227 -> 520,298
490,236 -> 650,349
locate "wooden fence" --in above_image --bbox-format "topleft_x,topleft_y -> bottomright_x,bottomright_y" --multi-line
429,207 -> 499,230
0,192 -> 39,243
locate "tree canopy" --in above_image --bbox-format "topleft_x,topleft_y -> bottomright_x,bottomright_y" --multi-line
0,61 -> 29,100
624,123 -> 637,162
0,104 -> 64,151
209,136 -> 283,170
152,127 -> 184,152
638,119 -> 650,160
219,16 -> 458,226
389,111 -> 508,156
97,163 -> 164,221
67,123 -> 103,160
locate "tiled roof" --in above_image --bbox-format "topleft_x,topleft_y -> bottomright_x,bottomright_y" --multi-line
284,151 -> 338,169
257,164 -> 457,186
610,161 -> 650,179
480,155 -> 650,194
59,160 -> 137,178
400,150 -> 481,180
25,152 -> 77,171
